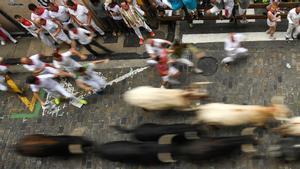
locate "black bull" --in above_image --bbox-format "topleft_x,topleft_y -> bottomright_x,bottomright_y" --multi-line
111,123 -> 207,141
97,135 -> 256,164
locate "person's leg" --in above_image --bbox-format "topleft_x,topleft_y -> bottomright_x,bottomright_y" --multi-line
132,26 -> 143,39
176,58 -> 194,67
56,31 -> 72,45
83,43 -> 99,56
0,27 -> 17,43
90,40 -> 113,53
39,32 -> 56,48
91,20 -> 105,35
91,74 -> 107,90
286,23 -> 296,39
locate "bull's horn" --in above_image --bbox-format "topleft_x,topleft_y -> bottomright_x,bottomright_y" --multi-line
241,144 -> 257,153
241,127 -> 256,136
157,153 -> 177,163
68,144 -> 84,154
159,134 -> 177,145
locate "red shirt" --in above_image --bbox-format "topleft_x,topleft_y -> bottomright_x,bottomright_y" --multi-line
20,18 -> 32,27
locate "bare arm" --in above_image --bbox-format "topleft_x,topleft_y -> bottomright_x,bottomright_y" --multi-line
71,15 -> 83,26
52,21 -> 63,37
70,48 -> 87,60
87,11 -> 93,25
92,59 -> 109,65
76,80 -> 93,91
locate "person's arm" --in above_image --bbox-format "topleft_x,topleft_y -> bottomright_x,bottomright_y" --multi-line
87,10 -> 93,25
92,59 -> 109,64
52,21 -> 62,37
70,48 -> 87,60
70,14 -> 83,26
76,80 -> 93,91
33,92 -> 45,107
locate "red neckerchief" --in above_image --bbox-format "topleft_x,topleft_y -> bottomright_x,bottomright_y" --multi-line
36,7 -> 45,16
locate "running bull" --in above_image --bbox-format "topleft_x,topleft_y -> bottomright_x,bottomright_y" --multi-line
123,83 -> 210,111
196,103 -> 290,126
97,133 -> 256,164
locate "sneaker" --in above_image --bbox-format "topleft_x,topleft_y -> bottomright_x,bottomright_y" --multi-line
168,79 -> 180,85
79,99 -> 88,105
149,32 -> 155,37
54,98 -> 61,105
1,41 -> 5,46
160,85 -> 165,89
12,40 -> 18,44
112,32 -> 117,36
139,38 -> 144,45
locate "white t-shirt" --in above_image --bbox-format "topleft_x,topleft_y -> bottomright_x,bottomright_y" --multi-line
42,19 -> 59,34
0,65 -> 8,73
287,8 -> 300,25
30,74 -> 59,92
69,28 -> 92,45
23,54 -> 46,72
49,6 -> 70,23
105,5 -> 123,20
145,39 -> 170,55
68,4 -> 89,24
53,51 -> 81,70
31,8 -> 51,21
224,33 -> 245,51
77,63 -> 96,81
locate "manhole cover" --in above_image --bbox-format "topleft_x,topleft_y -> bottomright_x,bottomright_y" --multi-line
197,57 -> 218,76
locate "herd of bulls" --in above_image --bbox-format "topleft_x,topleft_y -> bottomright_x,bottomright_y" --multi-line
15,85 -> 300,164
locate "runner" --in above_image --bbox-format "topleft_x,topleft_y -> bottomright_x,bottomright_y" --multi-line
74,59 -> 109,94
26,74 -> 87,106
52,49 -> 86,73
145,38 -> 172,65
21,54 -> 72,77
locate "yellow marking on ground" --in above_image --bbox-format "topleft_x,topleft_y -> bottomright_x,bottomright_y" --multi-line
6,75 -> 37,112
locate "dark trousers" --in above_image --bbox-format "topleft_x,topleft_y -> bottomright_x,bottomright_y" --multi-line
113,19 -> 130,33
83,40 -> 112,56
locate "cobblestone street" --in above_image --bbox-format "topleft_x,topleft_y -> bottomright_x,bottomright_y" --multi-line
1,41 -> 300,169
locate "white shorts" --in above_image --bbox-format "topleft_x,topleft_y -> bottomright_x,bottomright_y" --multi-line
161,66 -> 179,82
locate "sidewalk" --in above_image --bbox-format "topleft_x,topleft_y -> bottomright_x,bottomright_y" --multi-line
0,24 -> 170,62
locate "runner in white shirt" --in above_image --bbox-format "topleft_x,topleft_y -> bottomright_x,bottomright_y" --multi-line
66,0 -> 105,35
221,33 -> 248,65
286,6 -> 300,40
53,49 -> 87,73
48,2 -> 72,27
14,15 -> 56,49
36,18 -> 71,45
0,57 -> 8,91
145,38 -> 172,65
26,74 -> 87,107
68,24 -> 112,55
28,3 -> 51,21
21,54 -> 71,77
74,59 -> 108,94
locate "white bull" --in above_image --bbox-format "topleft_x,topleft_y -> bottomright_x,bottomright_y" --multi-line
123,84 -> 209,111
196,103 -> 291,126
274,117 -> 300,136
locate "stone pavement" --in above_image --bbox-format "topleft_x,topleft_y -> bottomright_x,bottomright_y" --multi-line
0,40 -> 300,169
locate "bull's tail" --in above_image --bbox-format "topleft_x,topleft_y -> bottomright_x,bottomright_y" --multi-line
110,125 -> 134,133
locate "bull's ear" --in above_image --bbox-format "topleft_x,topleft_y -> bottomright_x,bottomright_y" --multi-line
157,153 -> 177,163
158,134 -> 177,145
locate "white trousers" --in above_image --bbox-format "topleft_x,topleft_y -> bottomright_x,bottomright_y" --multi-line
84,20 -> 105,35
286,24 -> 300,39
51,31 -> 71,44
39,31 -> 56,48
82,74 -> 107,91
132,21 -> 152,39
46,84 -> 74,99
222,47 -> 248,63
